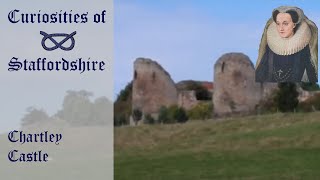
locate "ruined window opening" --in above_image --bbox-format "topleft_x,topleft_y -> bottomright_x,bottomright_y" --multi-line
134,70 -> 137,79
152,72 -> 156,82
221,62 -> 225,73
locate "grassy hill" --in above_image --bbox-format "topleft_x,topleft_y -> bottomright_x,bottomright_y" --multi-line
115,112 -> 320,180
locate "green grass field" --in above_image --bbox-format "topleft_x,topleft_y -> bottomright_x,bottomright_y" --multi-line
115,112 -> 320,180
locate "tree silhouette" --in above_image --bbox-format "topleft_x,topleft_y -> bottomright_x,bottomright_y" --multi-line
274,82 -> 299,112
132,108 -> 142,125
21,107 -> 50,126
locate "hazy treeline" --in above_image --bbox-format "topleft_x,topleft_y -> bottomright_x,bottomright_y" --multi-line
21,90 -> 112,127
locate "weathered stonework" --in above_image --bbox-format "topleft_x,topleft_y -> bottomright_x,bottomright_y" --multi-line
213,53 -> 263,117
298,87 -> 320,102
132,58 -> 178,117
178,90 -> 198,110
130,53 -> 296,122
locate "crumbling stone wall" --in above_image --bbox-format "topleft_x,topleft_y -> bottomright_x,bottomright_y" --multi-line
132,58 -> 178,116
213,53 -> 262,117
131,54 -> 279,121
178,90 -> 198,110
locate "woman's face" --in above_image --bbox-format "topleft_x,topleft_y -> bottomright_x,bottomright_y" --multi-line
276,13 -> 296,38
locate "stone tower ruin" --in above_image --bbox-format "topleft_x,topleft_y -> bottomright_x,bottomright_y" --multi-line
132,58 -> 178,117
213,53 -> 262,117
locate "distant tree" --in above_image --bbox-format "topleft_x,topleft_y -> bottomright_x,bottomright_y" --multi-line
114,114 -> 127,126
117,82 -> 133,101
144,114 -> 155,124
58,90 -> 94,126
274,82 -> 299,112
114,82 -> 133,126
158,105 -> 189,124
21,90 -> 113,127
187,102 -> 213,120
21,107 -> 50,126
158,106 -> 169,124
167,105 -> 179,123
174,107 -> 188,123
186,81 -> 211,100
132,108 -> 143,125
195,88 -> 211,101
114,101 -> 131,126
92,97 -> 112,125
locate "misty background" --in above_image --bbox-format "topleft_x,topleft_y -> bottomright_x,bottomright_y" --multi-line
0,1 -> 113,133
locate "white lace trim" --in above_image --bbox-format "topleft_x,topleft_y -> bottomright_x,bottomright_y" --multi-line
267,21 -> 311,56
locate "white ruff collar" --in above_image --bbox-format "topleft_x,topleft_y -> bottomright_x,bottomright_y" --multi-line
267,21 -> 311,56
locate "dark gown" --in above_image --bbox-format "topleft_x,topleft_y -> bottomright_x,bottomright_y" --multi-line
255,45 -> 317,82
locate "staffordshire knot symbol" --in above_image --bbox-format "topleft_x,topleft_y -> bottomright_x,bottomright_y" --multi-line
40,31 -> 77,51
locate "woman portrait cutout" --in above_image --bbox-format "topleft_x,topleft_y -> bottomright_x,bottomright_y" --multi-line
255,6 -> 318,82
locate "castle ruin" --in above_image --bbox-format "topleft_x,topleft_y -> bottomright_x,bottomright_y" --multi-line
213,53 -> 262,117
132,58 -> 178,118
130,53 -> 315,123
